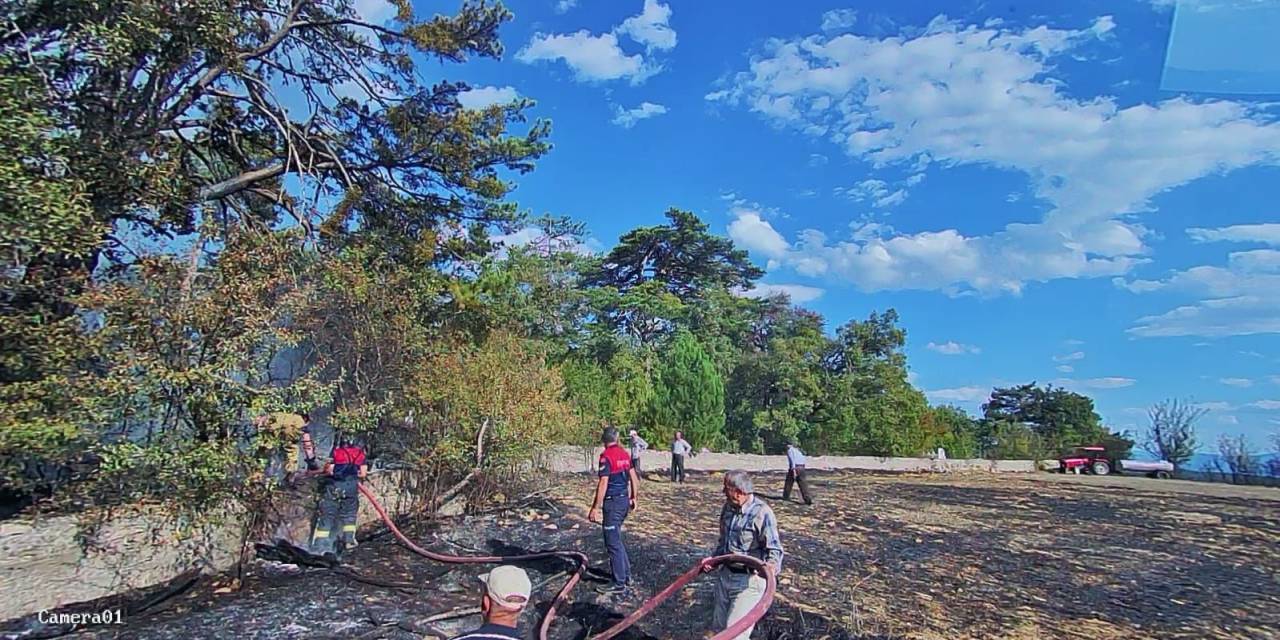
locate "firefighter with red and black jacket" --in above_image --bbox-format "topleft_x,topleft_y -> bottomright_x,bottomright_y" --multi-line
309,433 -> 368,558
587,426 -> 639,596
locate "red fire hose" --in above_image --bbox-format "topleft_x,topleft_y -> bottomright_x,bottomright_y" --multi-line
356,483 -> 776,640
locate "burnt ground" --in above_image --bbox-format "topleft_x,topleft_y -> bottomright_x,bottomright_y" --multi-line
7,470 -> 1280,640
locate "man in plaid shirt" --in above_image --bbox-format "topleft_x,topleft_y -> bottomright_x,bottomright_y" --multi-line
711,470 -> 783,639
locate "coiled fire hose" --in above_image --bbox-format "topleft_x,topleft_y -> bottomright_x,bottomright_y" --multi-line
356,483 -> 776,640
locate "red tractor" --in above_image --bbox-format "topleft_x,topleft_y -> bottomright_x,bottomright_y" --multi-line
1058,446 -> 1175,478
1058,446 -> 1116,475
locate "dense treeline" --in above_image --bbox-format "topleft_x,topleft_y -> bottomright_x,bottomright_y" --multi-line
530,210 -> 1133,461
0,0 -> 1130,518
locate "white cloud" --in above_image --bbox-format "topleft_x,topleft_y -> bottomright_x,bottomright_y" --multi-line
708,15 -> 1280,295
612,102 -> 668,128
1123,248 -> 1280,337
1188,223 -> 1280,246
519,1 -> 677,83
1220,377 -> 1254,387
838,179 -> 909,208
1194,401 -> 1235,411
1056,377 -> 1137,389
821,9 -> 859,33
1056,365 -> 1075,373
617,0 -> 677,52
457,85 -> 519,109
737,283 -> 826,303
927,341 -> 981,355
927,386 -> 991,403
1249,400 -> 1280,410
1053,351 -> 1086,362
517,31 -> 651,83
728,211 -> 790,259
1130,296 -> 1280,338
1219,414 -> 1240,425
727,216 -> 1143,296
808,153 -> 829,167
491,227 -> 601,257
1271,376 -> 1280,385
555,0 -> 578,14
1155,0 -> 1280,13
1065,339 -> 1086,346
353,0 -> 395,24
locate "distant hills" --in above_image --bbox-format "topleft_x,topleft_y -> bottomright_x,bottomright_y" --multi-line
1184,452 -> 1279,474
1130,451 -> 1280,474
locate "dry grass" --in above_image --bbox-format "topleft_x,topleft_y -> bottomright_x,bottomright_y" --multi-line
50,469 -> 1280,640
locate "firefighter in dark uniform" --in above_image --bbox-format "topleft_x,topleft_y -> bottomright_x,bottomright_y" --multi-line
309,433 -> 368,558
588,426 -> 639,596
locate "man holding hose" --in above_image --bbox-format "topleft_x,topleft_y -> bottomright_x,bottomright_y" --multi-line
712,470 -> 783,639
588,426 -> 639,597
310,432 -> 368,559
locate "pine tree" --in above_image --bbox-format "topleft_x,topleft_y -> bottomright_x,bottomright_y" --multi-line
648,331 -> 727,449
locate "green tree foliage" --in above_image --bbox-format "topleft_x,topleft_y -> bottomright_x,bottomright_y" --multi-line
979,383 -> 1133,459
646,331 -> 726,450
585,208 -> 763,298
5,0 -> 547,267
825,309 -> 907,378
456,216 -> 596,356
726,303 -> 826,453
921,406 -> 979,459
2,229 -> 333,509
2,0 -> 1098,526
399,331 -> 581,473
0,0 -> 556,515
984,384 -> 1094,453
978,421 -> 1044,460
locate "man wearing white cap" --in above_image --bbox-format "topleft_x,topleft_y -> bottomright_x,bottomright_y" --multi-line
449,565 -> 532,640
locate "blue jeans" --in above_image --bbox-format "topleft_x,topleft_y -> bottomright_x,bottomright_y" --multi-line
602,495 -> 631,586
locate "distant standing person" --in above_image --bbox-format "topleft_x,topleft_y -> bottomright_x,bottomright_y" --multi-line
783,441 -> 813,505
589,426 -> 639,596
299,412 -> 319,472
670,431 -> 692,483
712,470 -> 783,639
629,429 -> 649,478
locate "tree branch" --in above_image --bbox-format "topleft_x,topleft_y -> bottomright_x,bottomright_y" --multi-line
429,417 -> 489,511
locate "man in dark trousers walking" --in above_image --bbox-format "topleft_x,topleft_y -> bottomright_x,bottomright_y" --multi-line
310,433 -> 368,559
783,441 -> 813,505
670,431 -> 691,483
589,426 -> 639,596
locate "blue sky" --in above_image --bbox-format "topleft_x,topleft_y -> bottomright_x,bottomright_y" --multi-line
372,0 -> 1280,449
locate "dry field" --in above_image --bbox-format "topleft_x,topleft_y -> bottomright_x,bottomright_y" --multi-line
15,469 -> 1279,640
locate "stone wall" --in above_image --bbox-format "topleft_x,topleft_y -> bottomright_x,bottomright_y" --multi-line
543,446 -> 1044,474
0,471 -> 418,622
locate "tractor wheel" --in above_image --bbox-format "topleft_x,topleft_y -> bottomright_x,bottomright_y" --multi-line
1156,470 -> 1171,480
1092,460 -> 1111,476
